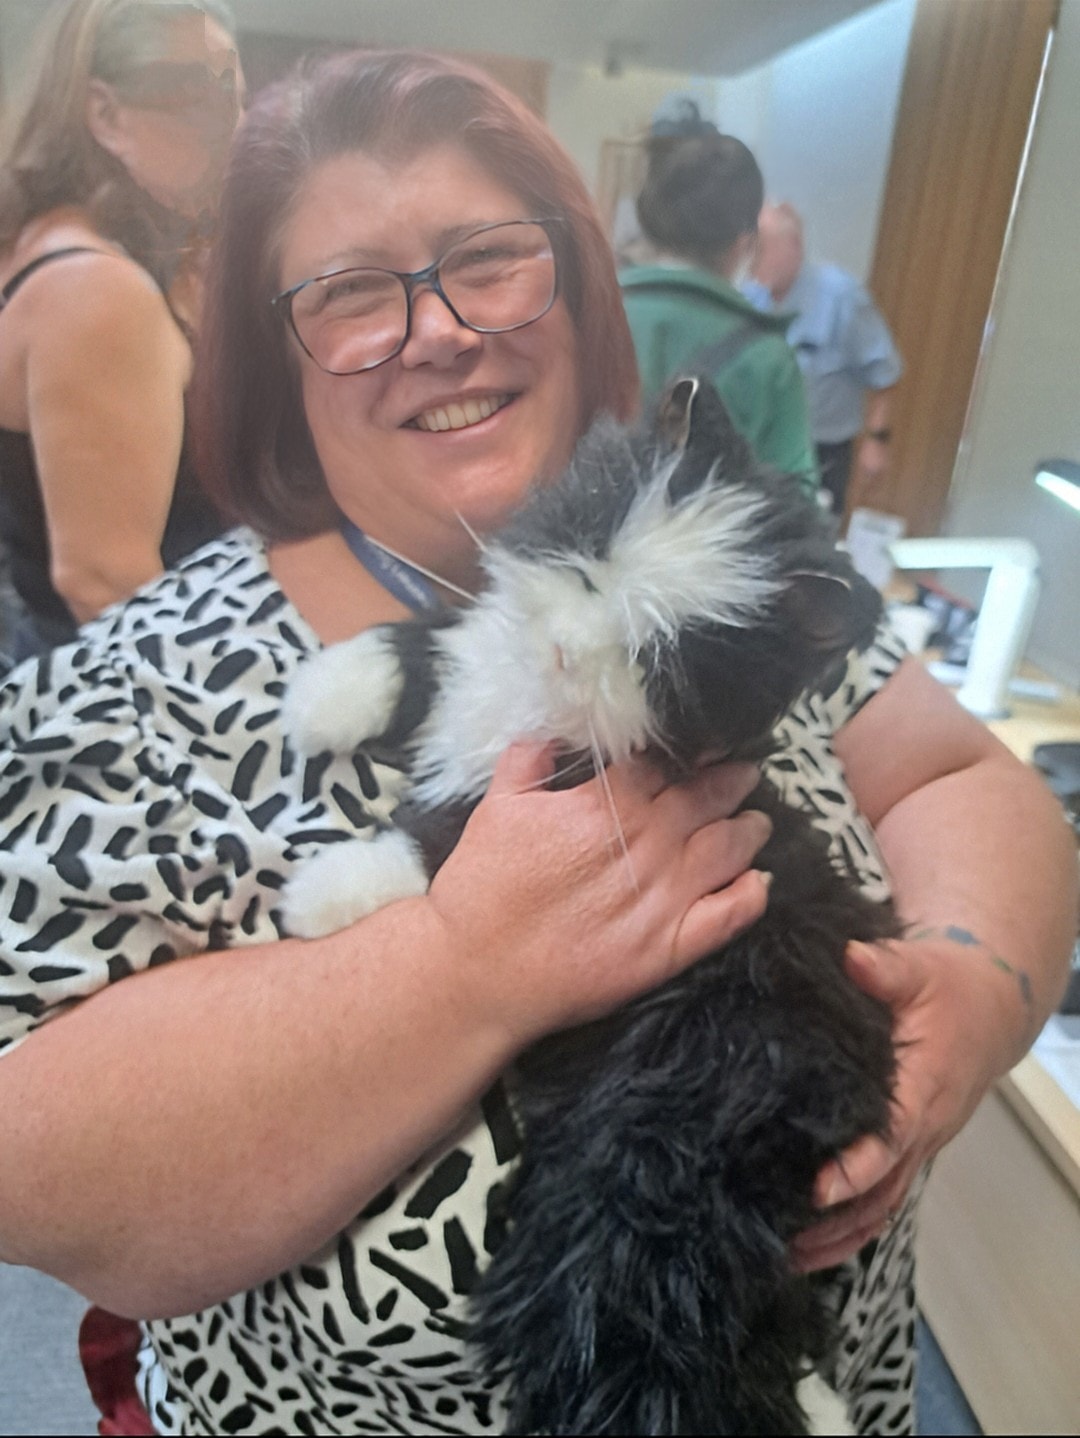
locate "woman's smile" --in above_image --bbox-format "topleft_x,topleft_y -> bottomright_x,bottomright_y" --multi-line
406,391 -> 516,432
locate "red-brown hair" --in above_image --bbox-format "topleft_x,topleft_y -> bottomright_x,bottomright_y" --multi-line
192,48 -> 639,540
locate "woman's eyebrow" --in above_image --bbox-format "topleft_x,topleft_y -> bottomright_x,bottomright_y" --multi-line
304,221 -> 522,278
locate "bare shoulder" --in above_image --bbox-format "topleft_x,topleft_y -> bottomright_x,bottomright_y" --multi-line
22,257 -> 190,398
23,248 -> 173,335
3,211 -> 171,330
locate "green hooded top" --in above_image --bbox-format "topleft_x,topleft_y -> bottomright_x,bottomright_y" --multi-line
620,264 -> 819,494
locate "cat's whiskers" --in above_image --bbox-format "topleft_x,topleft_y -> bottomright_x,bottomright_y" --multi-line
503,751 -> 597,796
587,714 -> 639,894
454,509 -> 491,555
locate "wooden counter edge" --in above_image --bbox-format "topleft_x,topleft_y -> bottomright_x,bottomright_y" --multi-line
997,1054 -> 1080,1198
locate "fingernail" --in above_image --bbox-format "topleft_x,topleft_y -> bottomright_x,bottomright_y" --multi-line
756,869 -> 773,892
847,940 -> 876,963
822,1171 -> 856,1207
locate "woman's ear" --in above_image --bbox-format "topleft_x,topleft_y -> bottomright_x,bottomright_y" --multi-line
85,79 -> 130,163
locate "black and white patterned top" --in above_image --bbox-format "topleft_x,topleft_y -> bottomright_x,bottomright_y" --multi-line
0,530 -> 916,1436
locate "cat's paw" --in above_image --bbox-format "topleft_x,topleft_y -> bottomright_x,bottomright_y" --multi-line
798,1370 -> 855,1437
282,631 -> 404,756
282,829 -> 430,937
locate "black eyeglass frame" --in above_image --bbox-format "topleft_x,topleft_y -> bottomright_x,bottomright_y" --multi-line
271,217 -> 564,376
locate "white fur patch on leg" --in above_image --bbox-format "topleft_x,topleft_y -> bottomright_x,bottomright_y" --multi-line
281,631 -> 404,757
282,830 -> 430,938
798,1369 -> 855,1436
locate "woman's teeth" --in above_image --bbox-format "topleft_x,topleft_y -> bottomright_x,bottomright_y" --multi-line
413,394 -> 510,432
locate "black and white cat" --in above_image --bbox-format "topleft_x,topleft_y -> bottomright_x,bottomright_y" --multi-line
282,377 -> 899,1436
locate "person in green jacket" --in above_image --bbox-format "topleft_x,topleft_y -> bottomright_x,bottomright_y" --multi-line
620,120 -> 819,494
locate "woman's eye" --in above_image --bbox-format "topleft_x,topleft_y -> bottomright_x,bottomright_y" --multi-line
450,245 -> 511,272
319,274 -> 397,313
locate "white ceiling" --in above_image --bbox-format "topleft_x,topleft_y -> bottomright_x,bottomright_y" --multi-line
230,0 -> 888,78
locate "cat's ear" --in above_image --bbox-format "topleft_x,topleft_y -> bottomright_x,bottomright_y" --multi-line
656,375 -> 741,453
657,375 -> 754,502
783,568 -> 882,654
655,376 -> 700,453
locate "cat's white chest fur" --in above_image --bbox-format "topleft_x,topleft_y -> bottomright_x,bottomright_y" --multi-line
277,564 -> 655,937
279,472 -> 781,938
410,560 -> 653,808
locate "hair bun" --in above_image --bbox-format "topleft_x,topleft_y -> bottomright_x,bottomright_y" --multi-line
648,96 -> 718,141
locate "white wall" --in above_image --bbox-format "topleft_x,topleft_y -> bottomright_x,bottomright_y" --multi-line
717,0 -> 917,281
545,64 -> 717,197
0,0 -> 46,111
543,0 -> 914,283
944,1 -> 1080,688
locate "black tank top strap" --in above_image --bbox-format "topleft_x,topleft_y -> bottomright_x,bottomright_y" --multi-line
0,246 -> 108,309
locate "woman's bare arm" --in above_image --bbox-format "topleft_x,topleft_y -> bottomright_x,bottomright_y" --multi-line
795,658 -> 1077,1269
23,253 -> 191,620
0,747 -> 769,1319
839,656 -> 1075,1041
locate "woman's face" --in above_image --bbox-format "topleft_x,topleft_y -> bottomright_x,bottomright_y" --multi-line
275,144 -> 582,571
90,11 -> 243,220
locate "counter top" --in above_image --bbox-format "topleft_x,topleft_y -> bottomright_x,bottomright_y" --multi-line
983,667 -> 1080,1199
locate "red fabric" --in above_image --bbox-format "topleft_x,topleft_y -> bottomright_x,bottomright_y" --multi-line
78,1305 -> 157,1437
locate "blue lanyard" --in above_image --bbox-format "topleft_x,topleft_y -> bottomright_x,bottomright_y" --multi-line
340,519 -> 444,615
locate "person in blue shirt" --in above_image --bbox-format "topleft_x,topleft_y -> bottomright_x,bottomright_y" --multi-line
745,201 -> 902,516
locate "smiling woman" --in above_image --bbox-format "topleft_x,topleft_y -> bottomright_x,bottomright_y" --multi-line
268,144 -> 583,590
0,43 -> 1074,1438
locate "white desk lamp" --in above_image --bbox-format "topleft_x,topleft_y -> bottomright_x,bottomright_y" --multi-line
1034,457 -> 1080,514
888,536 -> 1041,719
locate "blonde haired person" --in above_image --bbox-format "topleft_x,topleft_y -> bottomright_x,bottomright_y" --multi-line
0,0 -> 243,658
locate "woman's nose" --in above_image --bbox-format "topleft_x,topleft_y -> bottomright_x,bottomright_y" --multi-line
399,286 -> 482,368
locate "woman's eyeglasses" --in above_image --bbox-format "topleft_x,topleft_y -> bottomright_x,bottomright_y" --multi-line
272,219 -> 560,376
115,60 -> 244,128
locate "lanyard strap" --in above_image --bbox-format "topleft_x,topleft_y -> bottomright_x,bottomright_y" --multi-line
340,519 -> 445,614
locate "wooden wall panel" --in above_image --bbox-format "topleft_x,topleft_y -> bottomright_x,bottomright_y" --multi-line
856,0 -> 1058,536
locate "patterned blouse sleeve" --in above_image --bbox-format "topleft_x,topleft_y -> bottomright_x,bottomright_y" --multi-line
0,647 -> 282,1057
816,618 -> 910,737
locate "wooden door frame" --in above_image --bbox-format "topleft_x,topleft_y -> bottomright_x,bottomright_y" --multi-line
854,0 -> 1058,537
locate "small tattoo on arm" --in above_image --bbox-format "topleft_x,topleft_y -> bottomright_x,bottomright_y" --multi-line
909,924 -> 1035,1016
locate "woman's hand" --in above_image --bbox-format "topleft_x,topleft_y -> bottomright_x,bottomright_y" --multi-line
427,741 -> 773,1048
792,932 -> 1031,1271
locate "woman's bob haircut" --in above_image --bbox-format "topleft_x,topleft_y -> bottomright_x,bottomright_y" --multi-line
193,48 -> 640,540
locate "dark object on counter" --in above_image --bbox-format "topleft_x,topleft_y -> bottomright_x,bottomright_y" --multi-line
1032,742 -> 1080,837
913,582 -> 978,666
1060,963 -> 1080,1017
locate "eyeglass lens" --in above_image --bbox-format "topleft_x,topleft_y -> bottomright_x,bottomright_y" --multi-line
288,221 -> 556,375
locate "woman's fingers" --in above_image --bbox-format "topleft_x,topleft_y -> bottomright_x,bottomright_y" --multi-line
794,939 -> 943,1271
813,1131 -> 898,1209
682,807 -> 772,892
682,759 -> 762,816
673,868 -> 771,962
487,738 -> 559,796
844,938 -> 927,1006
792,1153 -> 920,1273
437,748 -> 772,1042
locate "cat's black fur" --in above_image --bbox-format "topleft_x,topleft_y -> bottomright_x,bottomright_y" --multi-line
294,378 -> 900,1433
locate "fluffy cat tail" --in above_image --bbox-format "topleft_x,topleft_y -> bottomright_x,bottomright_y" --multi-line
467,980 -> 853,1435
